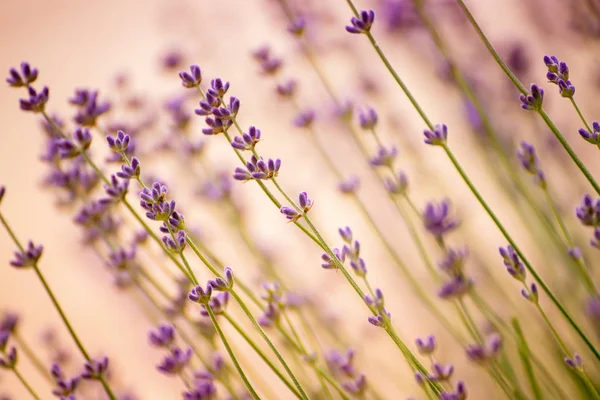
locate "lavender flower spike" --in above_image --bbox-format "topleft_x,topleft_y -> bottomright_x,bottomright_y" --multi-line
422,199 -> 459,239
423,124 -> 448,146
280,192 -> 313,222
10,241 -> 43,268
346,10 -> 375,34
516,141 -> 545,187
499,245 -> 526,281
19,86 -> 49,113
157,346 -> 192,375
358,107 -> 378,130
81,356 -> 109,380
148,323 -> 176,348
543,56 -> 575,98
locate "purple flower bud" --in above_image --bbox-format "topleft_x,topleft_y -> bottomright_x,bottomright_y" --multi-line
209,267 -> 234,291
358,107 -> 378,130
338,176 -> 360,194
564,353 -> 583,370
321,249 -> 343,269
429,363 -> 454,381
19,86 -> 49,113
287,17 -> 306,36
116,157 -> 141,180
293,109 -> 316,128
6,62 -> 38,87
231,126 -> 261,151
516,141 -> 546,187
519,84 -> 544,111
578,122 -> 600,145
276,79 -> 297,98
499,245 -> 526,281
0,347 -> 17,369
148,323 -> 176,348
157,346 -> 192,375
10,241 -> 43,268
438,247 -> 469,277
576,195 -> 600,227
162,230 -> 187,253
438,276 -> 473,299
179,65 -> 202,88
188,284 -> 213,304
423,124 -> 448,146
106,130 -> 131,153
201,292 -> 230,316
346,10 -> 375,34
338,226 -> 353,243
350,257 -> 367,277
416,335 -> 436,355
99,175 -> 129,205
81,356 -> 109,380
423,199 -> 459,239
370,146 -> 398,168
384,171 -> 408,194
208,78 -> 230,98
521,282 -> 538,303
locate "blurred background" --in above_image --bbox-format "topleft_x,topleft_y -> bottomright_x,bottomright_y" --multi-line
2,0 -> 600,398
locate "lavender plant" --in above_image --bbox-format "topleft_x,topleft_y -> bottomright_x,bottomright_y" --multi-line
2,0 -> 600,399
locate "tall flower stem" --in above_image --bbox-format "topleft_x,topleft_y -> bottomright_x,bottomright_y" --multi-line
205,305 -> 260,400
512,318 -> 543,400
341,0 -> 598,361
570,98 -> 593,134
453,0 -> 600,196
13,366 -> 42,400
0,212 -> 118,400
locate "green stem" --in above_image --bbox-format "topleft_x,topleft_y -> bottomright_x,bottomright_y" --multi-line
229,291 -> 310,400
512,318 -> 543,400
570,98 -> 593,134
223,313 -> 303,399
205,306 -> 260,400
13,367 -> 41,400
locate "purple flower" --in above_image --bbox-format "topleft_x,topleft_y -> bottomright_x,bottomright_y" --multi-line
369,146 -> 398,168
107,247 -> 136,271
6,62 -> 38,87
0,346 -> 16,369
287,17 -> 306,36
438,276 -> 473,299
293,109 -> 316,128
465,333 -> 502,363
0,313 -> 19,334
280,192 -> 313,222
208,267 -> 234,291
544,56 -> 575,98
148,323 -> 176,348
516,141 -> 545,186
423,124 -> 448,146
499,245 -> 526,281
202,116 -> 232,135
519,84 -> 544,111
81,356 -> 109,380
358,107 -> 378,130
106,130 -> 131,153
71,89 -> 110,126
207,78 -> 230,99
157,346 -> 192,375
231,126 -> 261,151
19,86 -> 49,113
429,362 -> 454,382
578,121 -> 600,145
321,248 -> 344,269
440,381 -> 467,400
189,284 -> 213,304
338,176 -> 360,194
179,65 -> 202,88
438,247 -> 469,277
10,241 -> 43,268
183,379 -> 218,400
422,200 -> 459,239
211,96 -> 240,120
51,363 -> 80,397
384,170 -> 408,195
276,79 -> 297,98
116,157 -> 141,180
576,195 -> 600,227
521,282 -> 538,303
162,230 -> 187,253
416,335 -> 436,355
99,175 -> 129,205
564,353 -> 583,370
346,10 -> 375,34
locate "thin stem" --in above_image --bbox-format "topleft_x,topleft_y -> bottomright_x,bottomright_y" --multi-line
570,98 -> 593,134
229,291 -> 310,400
512,318 -> 543,400
13,367 -> 42,400
223,313 -> 303,399
205,305 -> 260,400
